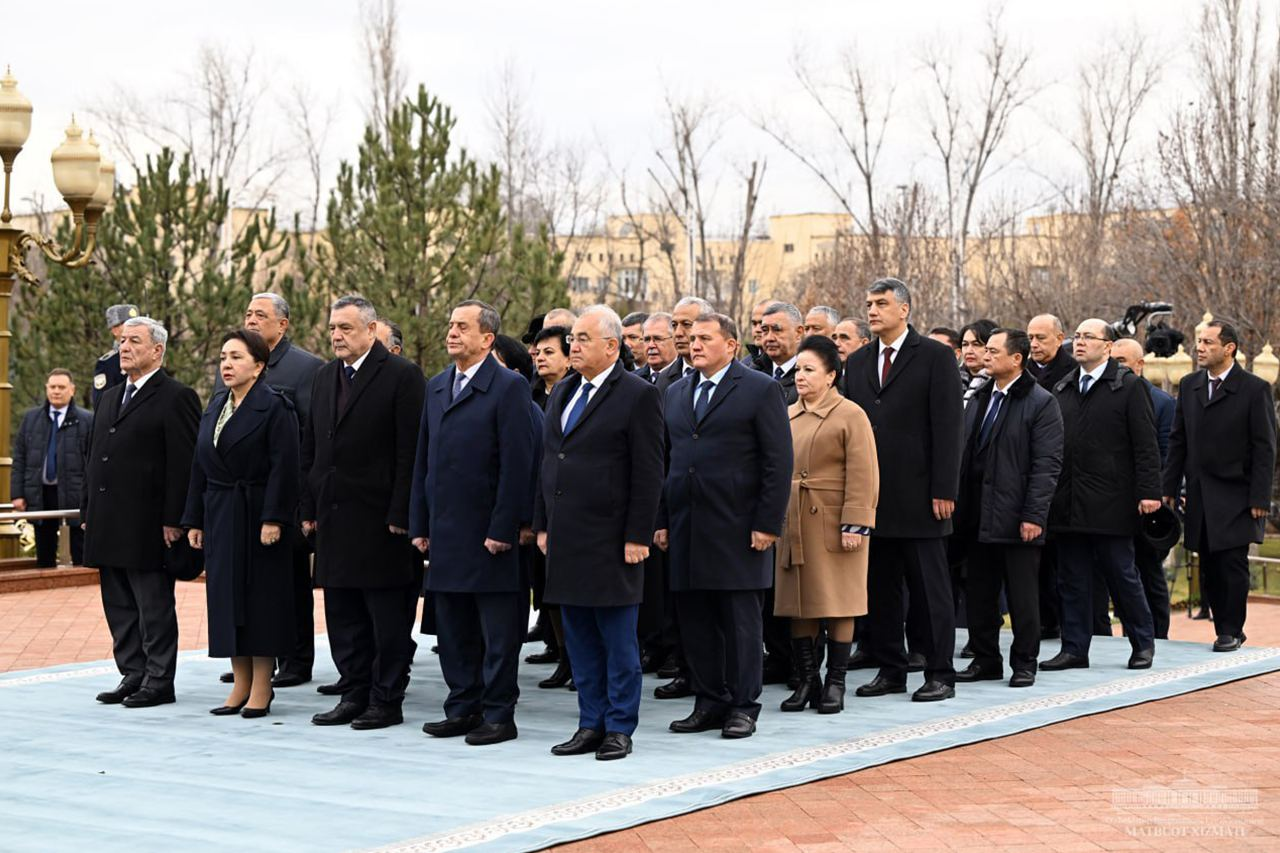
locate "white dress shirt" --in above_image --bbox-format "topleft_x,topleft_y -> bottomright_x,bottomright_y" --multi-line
561,360 -> 618,431
878,328 -> 909,385
693,361 -> 733,407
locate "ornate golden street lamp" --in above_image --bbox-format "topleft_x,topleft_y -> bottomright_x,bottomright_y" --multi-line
0,67 -> 115,558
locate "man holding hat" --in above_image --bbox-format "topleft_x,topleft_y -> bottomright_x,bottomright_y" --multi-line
91,304 -> 139,409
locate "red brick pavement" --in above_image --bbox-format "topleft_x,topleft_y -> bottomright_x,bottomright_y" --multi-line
2,586 -> 1277,851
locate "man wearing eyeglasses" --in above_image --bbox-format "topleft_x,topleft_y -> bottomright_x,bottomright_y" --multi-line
1044,318 -> 1161,672
635,313 -> 678,387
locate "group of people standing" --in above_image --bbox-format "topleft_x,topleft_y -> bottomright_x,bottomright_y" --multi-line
30,274 -> 1272,763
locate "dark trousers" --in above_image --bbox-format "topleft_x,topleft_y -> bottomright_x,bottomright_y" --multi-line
867,537 -> 955,685
34,485 -> 84,567
675,588 -> 764,719
277,547 -> 315,676
1198,518 -> 1250,639
1091,566 -> 1113,636
323,584 -> 419,709
434,590 -> 524,724
965,540 -> 1040,674
762,587 -> 791,673
1056,534 -> 1154,656
1130,536 -> 1172,640
99,566 -> 178,689
561,603 -> 642,735
1039,543 -> 1060,633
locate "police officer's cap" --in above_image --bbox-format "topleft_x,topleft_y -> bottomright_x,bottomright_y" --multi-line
105,304 -> 139,328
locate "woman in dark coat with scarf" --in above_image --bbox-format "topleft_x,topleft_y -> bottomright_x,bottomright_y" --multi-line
184,329 -> 300,717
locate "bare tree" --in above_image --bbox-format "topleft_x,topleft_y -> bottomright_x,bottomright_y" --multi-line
361,0 -> 408,139
284,83 -> 336,234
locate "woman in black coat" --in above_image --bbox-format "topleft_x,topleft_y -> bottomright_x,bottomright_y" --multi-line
184,329 -> 300,718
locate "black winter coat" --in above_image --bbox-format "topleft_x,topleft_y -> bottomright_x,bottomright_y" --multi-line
957,371 -> 1064,545
301,341 -> 426,588
11,402 -> 93,512
1028,345 -> 1076,390
1049,359 -> 1161,536
842,326 -> 964,538
1163,366 -> 1277,552
82,371 -> 201,572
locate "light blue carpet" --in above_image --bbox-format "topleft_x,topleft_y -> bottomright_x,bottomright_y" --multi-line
2,631 -> 1277,853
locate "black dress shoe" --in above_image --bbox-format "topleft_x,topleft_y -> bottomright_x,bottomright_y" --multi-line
846,649 -> 877,670
954,663 -> 1003,682
656,655 -> 681,680
219,671 -> 235,684
959,642 -> 975,659
654,676 -> 693,699
312,701 -> 366,726
209,698 -> 248,715
271,671 -> 311,688
912,680 -> 955,702
241,690 -> 275,719
465,721 -> 518,745
350,705 -> 403,730
315,680 -> 350,696
1212,635 -> 1242,652
1127,648 -> 1154,669
539,661 -> 573,689
906,652 -> 927,673
423,714 -> 484,737
525,623 -> 547,644
721,712 -> 756,739
596,732 -> 632,760
96,680 -> 142,704
525,648 -> 560,665
122,686 -> 175,708
855,675 -> 907,697
551,728 -> 605,756
1192,606 -> 1211,620
1040,651 -> 1089,671
669,709 -> 725,733
1009,670 -> 1036,688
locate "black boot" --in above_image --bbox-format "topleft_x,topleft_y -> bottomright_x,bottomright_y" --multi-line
819,640 -> 852,714
780,636 -> 821,712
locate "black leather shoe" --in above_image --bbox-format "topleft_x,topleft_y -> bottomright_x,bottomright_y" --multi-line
954,663 -> 1003,682
906,653 -> 927,673
959,642 -> 975,659
551,727 -> 604,755
219,671 -> 235,684
721,712 -> 756,739
654,676 -> 693,699
96,680 -> 141,704
596,732 -> 633,760
1192,606 -> 1211,620
465,721 -> 518,745
271,671 -> 311,688
656,654 -> 681,679
1040,651 -> 1089,671
1127,648 -> 1154,669
241,690 -> 275,719
312,701 -> 366,726
539,661 -> 573,689
423,714 -> 483,737
912,680 -> 955,702
315,680 -> 350,696
847,649 -> 877,670
525,648 -> 559,665
855,675 -> 907,697
350,705 -> 403,730
669,709 -> 725,733
1009,670 -> 1036,688
122,686 -> 175,708
1212,635 -> 1242,652
210,698 -> 248,715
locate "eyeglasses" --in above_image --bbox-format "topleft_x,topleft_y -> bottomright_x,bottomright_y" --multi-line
1072,333 -> 1107,343
641,335 -> 672,343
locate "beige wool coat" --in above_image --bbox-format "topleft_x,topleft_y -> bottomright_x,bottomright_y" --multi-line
775,386 -> 879,618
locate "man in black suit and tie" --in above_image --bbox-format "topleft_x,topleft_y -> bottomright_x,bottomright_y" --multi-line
83,317 -> 200,708
656,312 -> 793,738
1164,319 -> 1277,652
758,302 -> 802,405
302,295 -> 426,730
411,301 -> 536,745
843,279 -> 963,702
635,313 -> 677,386
661,297 -> 712,387
535,305 -> 664,761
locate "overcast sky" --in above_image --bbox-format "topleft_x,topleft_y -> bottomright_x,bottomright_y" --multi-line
7,0 -> 1219,232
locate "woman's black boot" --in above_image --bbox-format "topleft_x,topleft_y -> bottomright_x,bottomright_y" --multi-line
780,636 -> 821,711
819,640 -> 852,714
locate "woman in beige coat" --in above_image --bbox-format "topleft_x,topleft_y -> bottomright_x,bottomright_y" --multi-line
776,335 -> 879,714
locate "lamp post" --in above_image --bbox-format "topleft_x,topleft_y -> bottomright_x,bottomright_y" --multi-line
0,67 -> 114,558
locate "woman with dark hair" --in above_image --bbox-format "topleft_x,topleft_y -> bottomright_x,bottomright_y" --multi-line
492,334 -> 535,382
775,334 -> 879,714
531,325 -> 572,409
960,319 -> 999,407
184,328 -> 300,718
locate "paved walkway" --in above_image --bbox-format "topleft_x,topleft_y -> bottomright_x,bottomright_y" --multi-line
2,585 -> 1276,851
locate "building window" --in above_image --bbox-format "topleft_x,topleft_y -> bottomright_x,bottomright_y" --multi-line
748,279 -> 759,295
783,243 -> 795,253
567,276 -> 590,293
617,268 -> 648,299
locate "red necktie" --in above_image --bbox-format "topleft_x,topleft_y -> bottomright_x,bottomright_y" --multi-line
881,346 -> 894,386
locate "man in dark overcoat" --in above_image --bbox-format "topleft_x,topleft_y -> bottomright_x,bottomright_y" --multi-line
842,279 -> 963,703
657,313 -> 792,739
535,306 -> 664,761
83,317 -> 200,708
1164,319 -> 1277,652
1045,318 -> 1161,672
410,301 -> 536,746
302,295 -> 426,730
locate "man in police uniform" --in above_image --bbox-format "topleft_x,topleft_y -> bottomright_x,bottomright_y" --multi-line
90,304 -> 138,409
